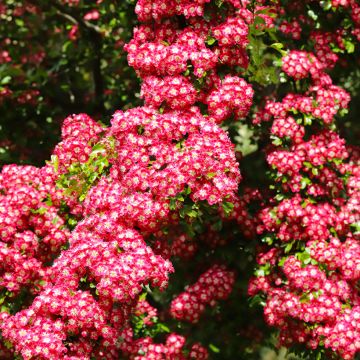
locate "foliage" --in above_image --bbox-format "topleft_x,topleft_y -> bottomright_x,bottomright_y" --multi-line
0,0 -> 139,165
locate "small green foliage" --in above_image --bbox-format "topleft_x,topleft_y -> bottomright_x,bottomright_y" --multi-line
56,140 -> 113,202
206,36 -> 217,46
209,343 -> 221,353
131,313 -> 170,339
255,262 -> 271,277
222,201 -> 234,216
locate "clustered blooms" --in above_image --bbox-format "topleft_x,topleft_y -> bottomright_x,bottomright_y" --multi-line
325,0 -> 360,43
125,2 -> 256,122
256,52 -> 350,126
276,0 -> 360,69
170,265 -> 235,323
122,331 -> 209,360
134,0 -> 252,21
108,106 -> 240,207
279,19 -> 302,40
53,113 -> 104,175
281,51 -> 324,80
0,164 -> 70,296
206,76 -> 254,123
2,0 -> 360,359
250,47 -> 360,359
0,0 -> 256,358
0,3 -> 45,108
1,101 -> 239,358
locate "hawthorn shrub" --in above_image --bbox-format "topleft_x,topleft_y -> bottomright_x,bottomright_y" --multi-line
0,1 -> 359,360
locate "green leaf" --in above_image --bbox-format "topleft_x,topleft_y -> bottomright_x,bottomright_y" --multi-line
206,36 -> 217,46
15,18 -> 24,27
350,221 -> 360,234
249,294 -> 266,307
262,235 -> 274,245
303,115 -> 313,126
51,155 -> 59,173
284,241 -> 294,254
312,167 -> 319,176
169,198 -> 177,210
222,201 -> 234,216
180,204 -> 198,218
158,323 -> 170,333
278,257 -> 287,267
307,10 -> 318,20
270,42 -> 284,50
183,186 -> 191,195
187,210 -> 197,218
270,43 -> 287,56
209,344 -> 220,353
139,292 -> 147,301
321,0 -> 333,10
1,76 -> 11,85
253,16 -> 266,27
91,143 -> 106,155
301,177 -> 311,189
344,39 -> 355,54
137,125 -> 145,135
271,136 -> 282,146
62,41 -> 73,53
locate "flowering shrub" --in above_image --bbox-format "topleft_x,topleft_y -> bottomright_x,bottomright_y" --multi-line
0,0 -> 359,360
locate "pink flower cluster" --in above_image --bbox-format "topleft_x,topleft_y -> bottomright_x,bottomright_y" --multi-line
255,60 -> 350,125
140,76 -> 197,110
123,331 -> 209,360
0,1 -> 252,358
282,51 -> 324,80
275,0 -> 360,70
1,102 -> 233,358
206,76 -> 254,123
125,1 -> 255,122
170,265 -> 235,323
279,20 -> 301,40
53,113 -> 104,174
249,249 -> 360,359
108,106 -> 240,207
134,0 -> 250,21
251,43 -> 360,360
0,164 -> 70,296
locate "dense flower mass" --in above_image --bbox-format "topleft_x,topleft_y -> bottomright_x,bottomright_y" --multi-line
250,42 -> 360,360
125,3 -> 254,120
108,106 -> 240,206
0,95 -> 242,357
0,0 -> 253,358
1,0 -> 360,359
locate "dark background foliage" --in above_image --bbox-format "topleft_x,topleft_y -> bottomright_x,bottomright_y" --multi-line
0,0 -> 139,166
